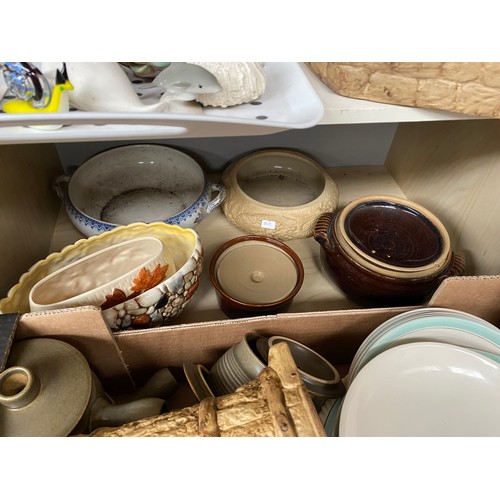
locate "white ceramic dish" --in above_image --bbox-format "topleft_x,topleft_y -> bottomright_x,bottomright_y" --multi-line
340,342 -> 500,436
55,144 -> 225,237
347,308 -> 500,386
101,226 -> 203,331
29,236 -> 174,312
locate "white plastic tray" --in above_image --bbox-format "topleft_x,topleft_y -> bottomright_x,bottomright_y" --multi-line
0,62 -> 324,144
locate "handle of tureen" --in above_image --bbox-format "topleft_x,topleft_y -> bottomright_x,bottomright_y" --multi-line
205,183 -> 227,215
52,174 -> 70,200
441,250 -> 467,280
313,212 -> 336,252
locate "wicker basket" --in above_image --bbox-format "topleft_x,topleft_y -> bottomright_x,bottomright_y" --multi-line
89,341 -> 326,437
306,62 -> 500,118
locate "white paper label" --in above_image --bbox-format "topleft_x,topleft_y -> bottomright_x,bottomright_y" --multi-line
261,219 -> 276,230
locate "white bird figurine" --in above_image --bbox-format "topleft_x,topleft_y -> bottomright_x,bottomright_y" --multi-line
39,62 -> 221,113
40,62 -> 169,112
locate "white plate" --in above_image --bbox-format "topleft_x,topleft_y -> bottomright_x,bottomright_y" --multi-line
348,308 -> 500,386
340,342 -> 500,437
350,308 -> 499,374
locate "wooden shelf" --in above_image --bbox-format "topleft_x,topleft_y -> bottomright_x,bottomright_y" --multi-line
49,165 -> 407,325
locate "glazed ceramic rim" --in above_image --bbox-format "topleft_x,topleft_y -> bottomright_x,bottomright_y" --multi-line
223,148 -> 336,211
267,336 -> 343,396
28,236 -> 169,311
0,222 -> 199,314
67,143 -> 209,227
335,195 -> 452,277
209,235 -> 304,310
183,363 -> 215,402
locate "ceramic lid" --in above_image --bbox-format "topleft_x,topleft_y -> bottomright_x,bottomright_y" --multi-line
0,338 -> 92,437
213,239 -> 301,305
336,196 -> 451,277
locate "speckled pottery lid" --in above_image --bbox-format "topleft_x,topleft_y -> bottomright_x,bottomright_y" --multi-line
209,236 -> 304,316
0,338 -> 92,437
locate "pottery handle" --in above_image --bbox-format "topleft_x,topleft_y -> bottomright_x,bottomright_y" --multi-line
438,251 -> 466,285
88,396 -> 165,433
52,174 -> 70,201
205,183 -> 227,215
313,212 -> 336,251
116,367 -> 178,403
447,251 -> 466,278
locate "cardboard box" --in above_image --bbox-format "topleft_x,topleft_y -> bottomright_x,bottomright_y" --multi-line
12,275 -> 500,398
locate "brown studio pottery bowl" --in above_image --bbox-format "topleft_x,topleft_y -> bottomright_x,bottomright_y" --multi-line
313,197 -> 466,306
221,148 -> 339,240
209,235 -> 304,318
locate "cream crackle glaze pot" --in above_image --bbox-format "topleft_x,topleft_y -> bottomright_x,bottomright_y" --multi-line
221,148 -> 339,240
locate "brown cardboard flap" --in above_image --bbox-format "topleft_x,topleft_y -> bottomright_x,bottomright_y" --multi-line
14,275 -> 500,390
428,275 -> 500,327
16,306 -> 133,390
114,306 -> 415,373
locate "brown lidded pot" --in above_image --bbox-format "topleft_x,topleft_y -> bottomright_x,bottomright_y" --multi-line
209,235 -> 304,318
313,195 -> 466,307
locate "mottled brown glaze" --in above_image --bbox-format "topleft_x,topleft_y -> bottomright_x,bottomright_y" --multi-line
344,200 -> 444,268
314,212 -> 465,307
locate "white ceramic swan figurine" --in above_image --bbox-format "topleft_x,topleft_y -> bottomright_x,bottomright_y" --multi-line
40,62 -> 171,113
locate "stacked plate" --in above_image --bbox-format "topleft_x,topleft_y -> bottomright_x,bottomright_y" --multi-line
321,308 -> 500,436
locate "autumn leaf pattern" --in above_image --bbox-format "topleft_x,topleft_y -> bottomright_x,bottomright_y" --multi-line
100,263 -> 169,310
130,263 -> 169,294
100,288 -> 127,310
